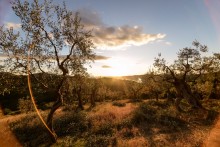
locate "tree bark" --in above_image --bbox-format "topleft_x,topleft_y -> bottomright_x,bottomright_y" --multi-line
46,77 -> 65,142
77,89 -> 84,110
174,79 -> 204,111
46,91 -> 63,142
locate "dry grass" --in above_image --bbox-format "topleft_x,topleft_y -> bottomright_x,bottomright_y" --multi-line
88,101 -> 136,127
7,99 -> 220,146
117,137 -> 148,147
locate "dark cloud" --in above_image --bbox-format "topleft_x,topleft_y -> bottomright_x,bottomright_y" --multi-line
102,65 -> 112,68
0,0 -> 11,25
77,8 -> 166,50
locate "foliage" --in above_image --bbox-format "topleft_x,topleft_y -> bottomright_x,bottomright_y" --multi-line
153,41 -> 216,110
125,80 -> 146,100
18,97 -> 34,113
0,0 -> 95,140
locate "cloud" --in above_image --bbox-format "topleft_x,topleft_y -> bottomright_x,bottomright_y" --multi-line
102,65 -> 112,68
5,22 -> 21,29
165,42 -> 172,45
77,8 -> 166,50
94,55 -> 110,60
156,40 -> 172,46
0,0 -> 11,25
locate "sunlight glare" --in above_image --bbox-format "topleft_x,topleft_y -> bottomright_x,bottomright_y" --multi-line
102,57 -> 134,76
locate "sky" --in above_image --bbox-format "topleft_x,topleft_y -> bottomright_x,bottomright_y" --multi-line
0,0 -> 220,76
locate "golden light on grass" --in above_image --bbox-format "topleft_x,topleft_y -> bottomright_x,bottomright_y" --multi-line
88,101 -> 136,126
117,137 -> 148,147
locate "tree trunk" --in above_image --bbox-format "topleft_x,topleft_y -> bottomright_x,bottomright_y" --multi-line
46,91 -> 63,142
155,91 -> 159,101
90,90 -> 96,108
209,76 -> 218,99
46,77 -> 65,142
77,90 -> 84,110
174,79 -> 204,111
175,97 -> 183,112
166,89 -> 174,104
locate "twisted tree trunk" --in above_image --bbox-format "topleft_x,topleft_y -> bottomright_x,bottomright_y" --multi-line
46,92 -> 63,139
46,78 -> 65,142
174,79 -> 204,111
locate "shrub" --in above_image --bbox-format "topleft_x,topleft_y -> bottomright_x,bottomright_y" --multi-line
9,114 -> 53,146
53,137 -> 86,147
18,97 -> 34,114
4,108 -> 13,115
131,101 -> 188,132
54,112 -> 89,136
116,118 -> 133,130
112,101 -> 126,107
93,123 -> 113,136
131,102 -> 158,125
86,135 -> 112,147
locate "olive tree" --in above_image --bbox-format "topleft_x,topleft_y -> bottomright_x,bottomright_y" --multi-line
0,0 -> 94,141
125,80 -> 145,101
153,41 -> 212,111
68,74 -> 87,111
87,78 -> 102,108
208,53 -> 220,99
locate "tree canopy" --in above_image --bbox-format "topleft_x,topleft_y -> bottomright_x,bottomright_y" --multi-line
0,0 -> 95,141
153,41 -> 214,111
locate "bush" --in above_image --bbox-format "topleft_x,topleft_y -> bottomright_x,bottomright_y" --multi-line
131,101 -> 188,132
54,111 -> 89,136
9,114 -> 53,146
53,137 -> 86,147
131,102 -> 158,125
86,135 -> 112,147
4,108 -> 13,115
112,101 -> 126,107
93,123 -> 113,136
18,97 -> 34,114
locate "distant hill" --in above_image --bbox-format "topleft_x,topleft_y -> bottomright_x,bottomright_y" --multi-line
106,74 -> 146,82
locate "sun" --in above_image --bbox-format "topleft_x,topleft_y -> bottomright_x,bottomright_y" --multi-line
102,57 -> 134,76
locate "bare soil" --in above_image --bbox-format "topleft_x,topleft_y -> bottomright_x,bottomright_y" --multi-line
203,115 -> 220,147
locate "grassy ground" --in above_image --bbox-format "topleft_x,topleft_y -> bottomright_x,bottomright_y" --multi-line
9,99 -> 220,147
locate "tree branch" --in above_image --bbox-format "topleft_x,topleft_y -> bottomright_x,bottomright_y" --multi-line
40,26 -> 60,66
